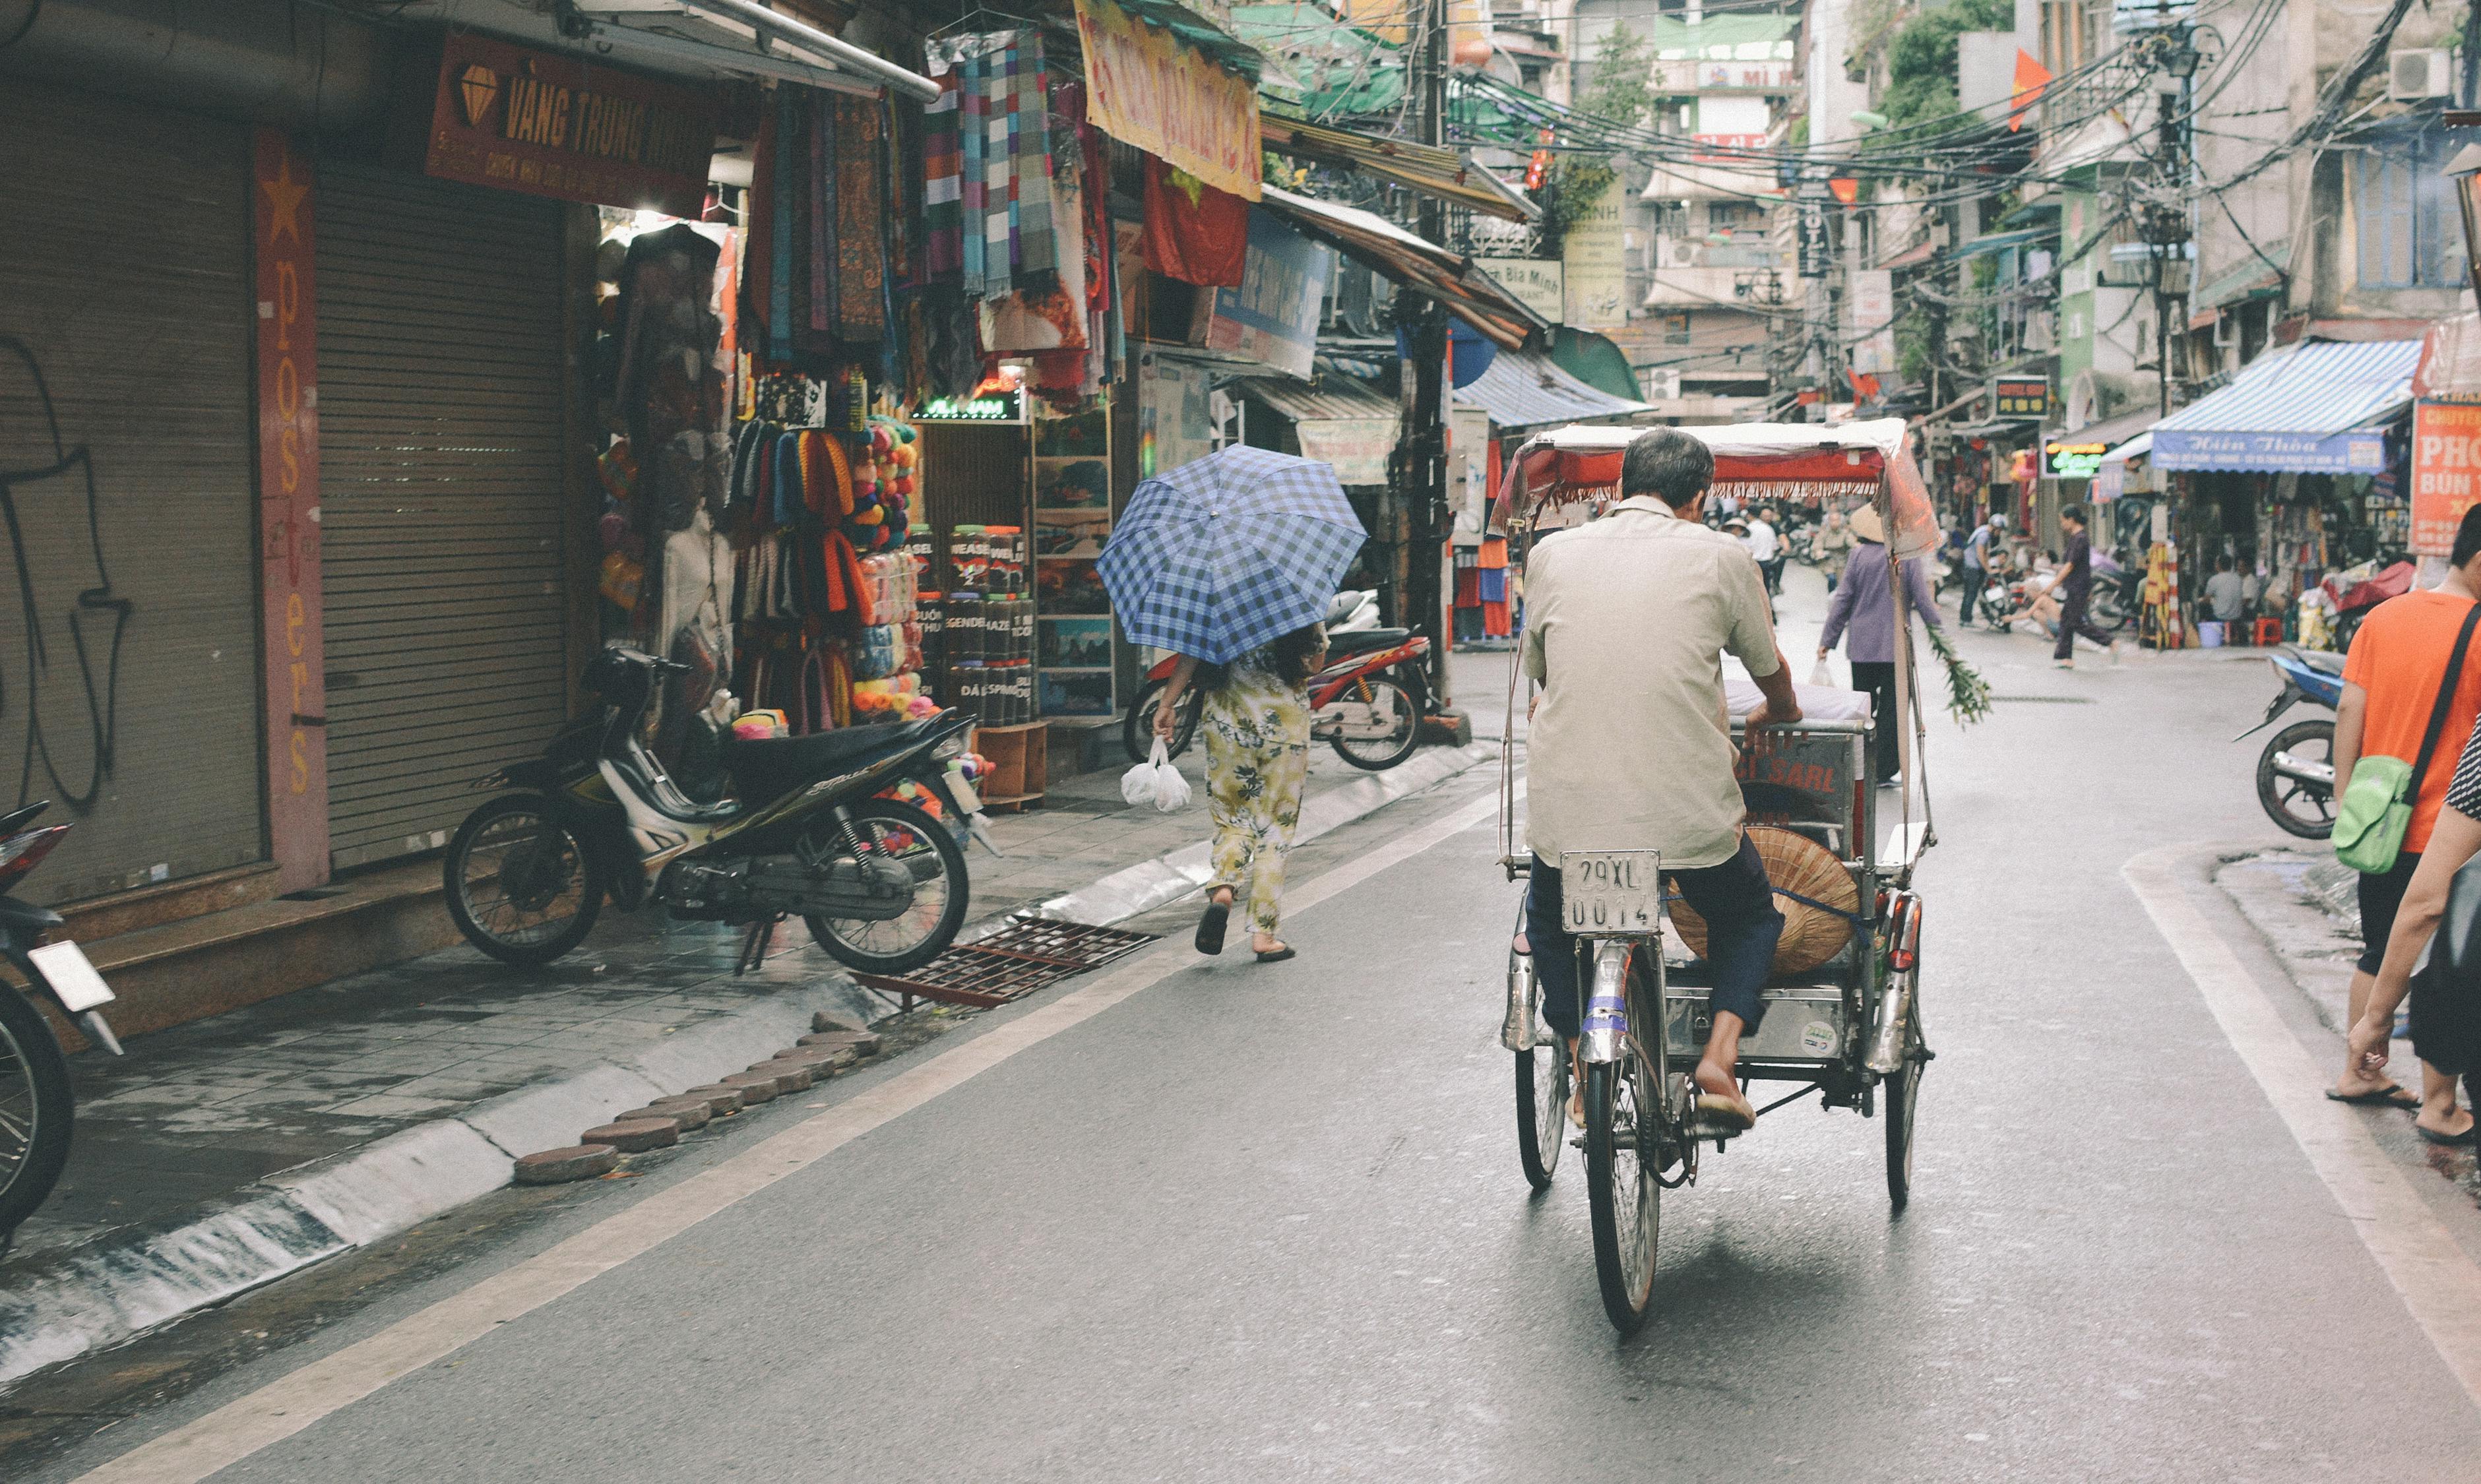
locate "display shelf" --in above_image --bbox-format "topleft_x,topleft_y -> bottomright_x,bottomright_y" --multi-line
972,720 -> 1047,810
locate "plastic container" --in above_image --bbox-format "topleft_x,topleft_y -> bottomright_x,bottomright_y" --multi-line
2199,621 -> 2226,648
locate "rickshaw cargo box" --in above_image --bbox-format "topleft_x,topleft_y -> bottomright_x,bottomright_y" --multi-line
1662,982 -> 1847,1064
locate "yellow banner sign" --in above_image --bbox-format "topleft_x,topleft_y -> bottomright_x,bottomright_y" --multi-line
1073,0 -> 1261,201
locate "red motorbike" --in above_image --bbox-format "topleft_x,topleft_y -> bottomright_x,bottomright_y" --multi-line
2321,558 -> 2415,652
1122,628 -> 1434,772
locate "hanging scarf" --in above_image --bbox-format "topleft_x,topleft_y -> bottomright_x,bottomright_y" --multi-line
832,94 -> 888,340
922,71 -> 963,280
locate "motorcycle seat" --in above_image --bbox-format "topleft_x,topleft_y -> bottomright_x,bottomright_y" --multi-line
722,720 -> 942,806
2292,648 -> 2346,676
1326,627 -> 1410,658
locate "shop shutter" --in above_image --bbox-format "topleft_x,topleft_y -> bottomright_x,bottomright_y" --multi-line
0,83 -> 265,906
316,164 -> 573,871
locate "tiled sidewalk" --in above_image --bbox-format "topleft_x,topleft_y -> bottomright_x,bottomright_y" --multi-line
0,735 -> 1407,1268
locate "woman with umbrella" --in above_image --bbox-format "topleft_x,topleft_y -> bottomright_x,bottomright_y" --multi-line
1100,448 -> 1369,964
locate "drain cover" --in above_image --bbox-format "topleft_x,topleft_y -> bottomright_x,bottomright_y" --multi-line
853,916 -> 1159,1008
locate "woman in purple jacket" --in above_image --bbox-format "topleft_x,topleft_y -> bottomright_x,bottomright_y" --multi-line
1817,505 -> 1943,786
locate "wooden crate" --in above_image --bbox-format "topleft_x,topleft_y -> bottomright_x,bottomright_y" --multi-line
973,722 -> 1048,811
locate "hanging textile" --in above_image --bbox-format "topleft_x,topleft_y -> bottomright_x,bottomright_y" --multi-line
614,222 -> 729,546
832,95 -> 889,340
928,30 -> 1058,300
987,86 -> 1088,358
1143,154 -> 1247,288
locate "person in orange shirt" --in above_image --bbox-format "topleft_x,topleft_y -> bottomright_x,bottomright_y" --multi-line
2328,505 -> 2481,1139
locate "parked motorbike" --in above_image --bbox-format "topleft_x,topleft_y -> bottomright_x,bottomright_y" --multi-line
0,801 -> 126,1242
2088,553 -> 2143,633
2235,646 -> 2344,839
2321,557 -> 2415,652
1123,590 -> 1381,762
445,648 -> 978,977
1121,617 -> 1434,771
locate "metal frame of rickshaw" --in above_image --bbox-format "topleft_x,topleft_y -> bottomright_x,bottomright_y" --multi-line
1488,419 -> 1940,1334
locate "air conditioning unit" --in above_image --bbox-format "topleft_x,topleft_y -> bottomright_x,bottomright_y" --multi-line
1642,367 -> 1683,401
1656,237 -> 1705,268
2389,49 -> 2454,101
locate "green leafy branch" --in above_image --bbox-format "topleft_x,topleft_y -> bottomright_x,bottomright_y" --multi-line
1924,625 -> 1992,727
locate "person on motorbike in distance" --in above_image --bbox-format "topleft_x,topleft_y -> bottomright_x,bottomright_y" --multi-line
1519,427 -> 1798,1132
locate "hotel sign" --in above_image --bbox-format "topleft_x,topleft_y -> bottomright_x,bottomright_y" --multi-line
424,34 -> 718,218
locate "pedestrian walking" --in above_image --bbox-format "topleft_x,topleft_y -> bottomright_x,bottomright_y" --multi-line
1818,505 -> 1942,788
1153,625 -> 1326,963
1095,445 -> 1368,967
2050,505 -> 2120,667
1520,427 -> 1795,1132
2328,505 -> 2481,1130
1747,505 -> 1785,595
1813,507 -> 1855,593
1959,512 -> 2003,625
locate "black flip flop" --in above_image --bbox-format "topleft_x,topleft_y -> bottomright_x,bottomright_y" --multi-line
1195,901 -> 1230,955
2327,1084 -> 2422,1109
2416,1122 -> 2478,1147
1255,945 -> 1296,964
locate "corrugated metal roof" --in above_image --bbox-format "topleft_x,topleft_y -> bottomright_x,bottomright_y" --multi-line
2154,339 -> 2420,436
1454,348 -> 1650,431
1232,375 -> 1398,423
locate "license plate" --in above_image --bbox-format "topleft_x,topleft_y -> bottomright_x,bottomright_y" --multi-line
28,941 -> 115,1012
1559,850 -> 1662,935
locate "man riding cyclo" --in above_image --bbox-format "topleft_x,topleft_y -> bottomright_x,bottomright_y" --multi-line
1519,427 -> 1800,1134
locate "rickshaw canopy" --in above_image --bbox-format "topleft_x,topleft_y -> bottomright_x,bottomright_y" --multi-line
1491,418 -> 1943,560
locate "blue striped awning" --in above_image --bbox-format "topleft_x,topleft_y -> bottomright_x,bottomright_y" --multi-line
2151,338 -> 2420,474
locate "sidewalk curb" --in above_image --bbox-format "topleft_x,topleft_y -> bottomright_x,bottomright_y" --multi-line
0,739 -> 1501,1393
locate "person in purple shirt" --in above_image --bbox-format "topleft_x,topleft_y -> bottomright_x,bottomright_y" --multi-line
1817,505 -> 1942,786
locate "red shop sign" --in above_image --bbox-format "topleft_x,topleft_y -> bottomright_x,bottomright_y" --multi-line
424,33 -> 718,218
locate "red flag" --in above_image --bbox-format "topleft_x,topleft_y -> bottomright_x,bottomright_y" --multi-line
1846,368 -> 1882,398
2010,49 -> 2053,132
1828,177 -> 1860,205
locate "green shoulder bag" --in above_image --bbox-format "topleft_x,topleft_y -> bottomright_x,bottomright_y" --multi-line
2335,603 -> 2481,875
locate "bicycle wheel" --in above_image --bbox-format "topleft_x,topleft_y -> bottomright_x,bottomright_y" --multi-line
1584,1035 -> 1662,1335
0,981 -> 75,1238
1514,1020 -> 1567,1194
803,795 -> 971,975
1883,972 -> 1925,1212
2256,718 -> 2335,840
444,794 -> 604,967
1329,677 -> 1420,771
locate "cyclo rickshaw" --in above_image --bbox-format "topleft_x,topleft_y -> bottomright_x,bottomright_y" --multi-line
1490,419 -> 1940,1335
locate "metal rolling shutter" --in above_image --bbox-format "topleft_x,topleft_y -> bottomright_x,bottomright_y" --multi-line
0,84 -> 265,906
317,164 -> 572,871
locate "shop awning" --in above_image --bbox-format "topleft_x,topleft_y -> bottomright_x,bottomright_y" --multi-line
1231,373 -> 1400,484
1261,114 -> 1538,222
1254,185 -> 1551,348
2100,431 -> 2151,465
2416,311 -> 2481,399
1952,226 -> 2056,261
1640,159 -> 1785,202
2150,338 -> 2421,474
1454,347 -> 1650,431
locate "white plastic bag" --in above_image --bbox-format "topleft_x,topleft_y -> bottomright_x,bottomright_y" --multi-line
1120,737 -> 1193,813
1807,655 -> 1836,689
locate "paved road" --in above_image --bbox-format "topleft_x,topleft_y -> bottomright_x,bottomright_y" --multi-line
21,584 -> 2481,1481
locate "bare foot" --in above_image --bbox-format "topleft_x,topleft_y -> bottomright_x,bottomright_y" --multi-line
1251,934 -> 1286,954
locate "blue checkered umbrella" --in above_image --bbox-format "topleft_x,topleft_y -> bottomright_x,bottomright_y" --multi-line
1097,447 -> 1367,665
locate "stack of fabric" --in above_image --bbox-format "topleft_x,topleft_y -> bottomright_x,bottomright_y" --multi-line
1477,536 -> 1512,638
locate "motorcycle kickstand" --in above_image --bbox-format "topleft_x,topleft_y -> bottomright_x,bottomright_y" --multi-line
735,915 -> 784,977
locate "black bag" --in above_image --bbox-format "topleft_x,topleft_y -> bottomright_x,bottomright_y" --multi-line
2410,851 -> 2481,1078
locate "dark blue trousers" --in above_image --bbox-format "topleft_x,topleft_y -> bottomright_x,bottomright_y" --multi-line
1526,836 -> 1782,1043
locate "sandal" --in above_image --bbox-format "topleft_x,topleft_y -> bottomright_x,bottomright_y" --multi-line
1195,901 -> 1230,956
2326,1084 -> 2421,1109
1254,943 -> 1296,964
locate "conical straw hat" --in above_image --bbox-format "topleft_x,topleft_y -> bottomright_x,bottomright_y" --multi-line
1670,826 -> 1858,977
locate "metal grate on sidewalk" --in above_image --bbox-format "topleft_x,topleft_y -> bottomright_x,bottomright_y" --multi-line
851,916 -> 1160,1010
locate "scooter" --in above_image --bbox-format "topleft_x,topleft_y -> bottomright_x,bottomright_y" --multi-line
445,648 -> 979,977
2235,646 -> 2344,839
1123,591 -> 1381,761
2322,557 -> 2415,652
2088,553 -> 2143,633
1122,620 -> 1435,771
0,801 -> 127,1243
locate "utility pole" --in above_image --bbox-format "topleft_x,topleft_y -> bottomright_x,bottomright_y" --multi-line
1399,0 -> 1459,737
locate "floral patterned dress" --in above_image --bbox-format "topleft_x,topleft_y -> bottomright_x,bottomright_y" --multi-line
1203,640 -> 1315,935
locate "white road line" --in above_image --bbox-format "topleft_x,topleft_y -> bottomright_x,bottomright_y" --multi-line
73,779 -> 1519,1484
2124,846 -> 2481,1411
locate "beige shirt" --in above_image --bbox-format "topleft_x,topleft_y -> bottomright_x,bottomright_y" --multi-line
1521,496 -> 1782,871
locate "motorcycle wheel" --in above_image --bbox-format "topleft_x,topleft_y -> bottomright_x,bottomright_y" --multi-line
1329,677 -> 1421,771
2257,718 -> 2337,840
2091,585 -> 2133,633
0,976 -> 74,1238
1121,679 -> 1202,764
443,793 -> 604,967
804,795 -> 971,976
